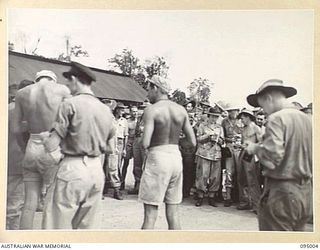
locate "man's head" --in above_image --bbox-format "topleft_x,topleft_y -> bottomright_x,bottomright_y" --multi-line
184,100 -> 196,112
146,75 -> 171,104
238,109 -> 255,126
35,70 -> 57,83
62,62 -> 96,94
207,107 -> 221,124
130,106 -> 139,118
114,102 -> 127,117
226,106 -> 240,120
255,112 -> 266,127
247,79 -> 297,115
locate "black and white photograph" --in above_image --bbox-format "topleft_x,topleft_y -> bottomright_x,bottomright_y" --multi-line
4,5 -> 315,238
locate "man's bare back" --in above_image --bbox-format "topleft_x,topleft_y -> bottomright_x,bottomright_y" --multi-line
14,79 -> 70,134
143,99 -> 195,148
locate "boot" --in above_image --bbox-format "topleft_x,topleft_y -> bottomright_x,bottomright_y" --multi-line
128,182 -> 139,195
209,198 -> 217,207
195,198 -> 203,207
113,188 -> 123,200
224,199 -> 232,207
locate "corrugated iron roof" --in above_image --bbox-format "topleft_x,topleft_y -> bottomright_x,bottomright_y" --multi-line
9,51 -> 147,103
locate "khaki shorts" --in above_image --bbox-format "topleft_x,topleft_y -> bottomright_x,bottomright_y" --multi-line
138,145 -> 182,206
22,132 -> 60,184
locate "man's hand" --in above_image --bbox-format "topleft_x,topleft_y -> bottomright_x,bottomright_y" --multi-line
43,132 -> 61,152
245,141 -> 258,155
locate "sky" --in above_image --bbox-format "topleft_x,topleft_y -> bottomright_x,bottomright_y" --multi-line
8,9 -> 314,108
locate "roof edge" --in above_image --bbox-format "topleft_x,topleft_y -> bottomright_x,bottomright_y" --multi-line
9,50 -> 132,78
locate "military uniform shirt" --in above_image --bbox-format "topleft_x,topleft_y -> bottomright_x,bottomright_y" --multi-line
196,123 -> 224,161
256,108 -> 312,180
53,92 -> 114,156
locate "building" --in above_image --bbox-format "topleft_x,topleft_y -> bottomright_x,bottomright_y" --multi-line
8,51 -> 147,106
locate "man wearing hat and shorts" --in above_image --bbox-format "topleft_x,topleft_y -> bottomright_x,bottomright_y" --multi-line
237,109 -> 262,213
221,105 -> 243,207
245,79 -> 312,231
42,62 -> 115,229
13,70 -> 70,229
139,75 -> 196,230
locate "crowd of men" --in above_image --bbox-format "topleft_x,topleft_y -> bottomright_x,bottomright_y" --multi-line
7,61 -> 313,231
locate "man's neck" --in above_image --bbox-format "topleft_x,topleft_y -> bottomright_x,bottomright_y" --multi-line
155,94 -> 169,103
75,85 -> 93,96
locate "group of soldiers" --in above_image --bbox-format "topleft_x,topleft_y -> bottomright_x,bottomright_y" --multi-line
7,60 -> 313,231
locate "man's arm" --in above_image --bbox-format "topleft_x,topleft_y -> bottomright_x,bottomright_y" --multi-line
142,107 -> 154,150
182,112 -> 196,147
106,125 -> 116,155
12,93 -> 28,152
43,101 -> 72,152
246,116 -> 285,170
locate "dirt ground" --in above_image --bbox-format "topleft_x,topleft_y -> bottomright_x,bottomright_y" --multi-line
33,162 -> 313,231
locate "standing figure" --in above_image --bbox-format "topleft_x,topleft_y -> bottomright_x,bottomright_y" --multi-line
128,102 -> 149,195
121,106 -> 139,190
195,107 -> 224,207
221,106 -> 243,207
42,62 -> 115,229
246,79 -> 312,231
237,109 -> 262,213
139,76 -> 196,230
13,70 -> 70,229
6,80 -> 33,229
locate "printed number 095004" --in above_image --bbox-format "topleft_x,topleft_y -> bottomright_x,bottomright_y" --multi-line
300,244 -> 318,248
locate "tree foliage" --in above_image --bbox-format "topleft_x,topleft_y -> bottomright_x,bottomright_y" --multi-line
107,48 -> 140,76
144,56 -> 169,78
107,49 -> 170,90
187,77 -> 214,104
58,44 -> 89,62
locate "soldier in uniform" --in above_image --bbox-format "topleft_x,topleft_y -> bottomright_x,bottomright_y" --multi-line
221,106 -> 243,207
195,107 -> 224,207
245,79 -> 312,231
42,62 -> 115,229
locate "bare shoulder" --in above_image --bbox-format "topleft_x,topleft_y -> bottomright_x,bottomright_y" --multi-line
15,84 -> 32,101
55,83 -> 71,96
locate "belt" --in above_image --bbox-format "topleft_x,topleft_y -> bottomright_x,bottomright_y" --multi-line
117,137 -> 124,141
64,154 -> 98,158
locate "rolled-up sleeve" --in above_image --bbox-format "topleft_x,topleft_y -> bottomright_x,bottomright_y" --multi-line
256,116 -> 285,170
52,101 -> 74,139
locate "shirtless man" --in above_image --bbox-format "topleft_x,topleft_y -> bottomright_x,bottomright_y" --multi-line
13,70 -> 70,229
138,75 -> 196,230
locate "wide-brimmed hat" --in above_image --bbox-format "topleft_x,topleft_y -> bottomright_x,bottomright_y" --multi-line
225,105 -> 240,112
237,109 -> 255,120
35,70 -> 57,82
247,79 -> 297,107
147,75 -> 171,93
206,107 -> 221,116
200,100 -> 210,107
301,102 -> 312,111
183,99 -> 196,107
103,99 -> 117,111
63,61 -> 96,83
116,102 -> 128,109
